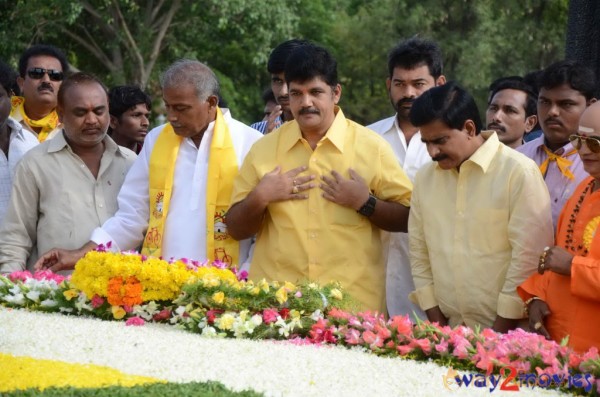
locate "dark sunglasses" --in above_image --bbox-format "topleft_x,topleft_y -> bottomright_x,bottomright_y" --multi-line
27,68 -> 64,82
569,134 -> 600,153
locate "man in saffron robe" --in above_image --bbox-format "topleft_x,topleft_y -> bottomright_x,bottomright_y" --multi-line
519,101 -> 600,353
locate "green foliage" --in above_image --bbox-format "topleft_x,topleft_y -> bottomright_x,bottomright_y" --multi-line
4,380 -> 264,397
0,0 -> 569,125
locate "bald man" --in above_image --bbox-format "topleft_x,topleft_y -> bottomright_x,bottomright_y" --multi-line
518,100 -> 600,353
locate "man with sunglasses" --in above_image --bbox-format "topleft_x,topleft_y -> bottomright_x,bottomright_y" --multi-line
518,101 -> 600,353
517,60 -> 597,228
11,44 -> 69,142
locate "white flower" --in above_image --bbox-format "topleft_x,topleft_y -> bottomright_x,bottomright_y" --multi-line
311,310 -> 323,321
201,326 -> 217,337
250,314 -> 263,327
40,299 -> 57,308
26,290 -> 41,302
4,293 -> 25,305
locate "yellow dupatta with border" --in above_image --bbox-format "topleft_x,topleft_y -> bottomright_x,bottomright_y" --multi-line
141,108 -> 239,267
10,96 -> 59,142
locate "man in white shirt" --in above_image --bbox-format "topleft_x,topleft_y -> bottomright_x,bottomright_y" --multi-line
35,60 -> 263,272
367,37 -> 446,319
0,61 -> 38,226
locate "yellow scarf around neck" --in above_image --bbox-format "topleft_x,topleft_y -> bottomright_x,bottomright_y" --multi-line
141,108 -> 239,267
10,96 -> 59,142
539,146 -> 577,180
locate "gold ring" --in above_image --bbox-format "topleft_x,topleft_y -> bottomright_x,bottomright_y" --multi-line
539,262 -> 545,270
544,246 -> 550,252
292,186 -> 299,194
534,321 -> 543,330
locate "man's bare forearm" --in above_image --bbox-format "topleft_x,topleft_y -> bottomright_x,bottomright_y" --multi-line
367,200 -> 409,232
226,190 -> 269,240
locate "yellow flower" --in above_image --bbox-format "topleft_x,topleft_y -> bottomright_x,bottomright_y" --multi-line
329,288 -> 343,300
62,289 -> 79,301
275,287 -> 288,304
111,306 -> 126,320
217,313 -> 235,330
290,309 -> 301,319
308,282 -> 319,290
284,281 -> 296,292
258,279 -> 270,293
212,291 -> 225,305
202,274 -> 221,288
249,286 -> 260,296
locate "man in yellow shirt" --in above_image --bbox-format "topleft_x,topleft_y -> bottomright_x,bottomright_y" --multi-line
11,44 -> 69,142
226,43 -> 413,312
408,82 -> 553,332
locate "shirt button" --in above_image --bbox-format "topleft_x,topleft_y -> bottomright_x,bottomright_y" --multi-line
98,203 -> 104,208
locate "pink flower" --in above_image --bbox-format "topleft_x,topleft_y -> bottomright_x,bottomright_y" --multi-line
91,295 -> 105,309
435,338 -> 449,354
344,329 -> 362,345
123,305 -> 133,313
125,316 -> 145,326
262,308 -> 278,324
8,271 -> 32,282
328,307 -> 352,321
309,319 -> 337,344
237,270 -> 248,281
411,338 -> 432,355
397,344 -> 414,356
374,324 -> 391,341
362,330 -> 384,349
294,291 -> 302,298
153,309 -> 172,321
389,315 -> 413,337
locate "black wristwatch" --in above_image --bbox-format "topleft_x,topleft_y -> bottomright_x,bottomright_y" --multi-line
357,194 -> 377,217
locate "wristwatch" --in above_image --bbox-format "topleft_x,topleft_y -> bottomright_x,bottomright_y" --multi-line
357,194 -> 377,217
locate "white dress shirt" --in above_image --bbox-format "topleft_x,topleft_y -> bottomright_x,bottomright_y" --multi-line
91,109 -> 262,264
0,118 -> 39,225
367,115 -> 430,319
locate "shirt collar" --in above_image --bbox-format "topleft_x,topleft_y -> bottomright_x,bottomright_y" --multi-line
530,134 -> 576,154
48,129 -> 126,156
280,106 -> 347,153
464,130 -> 500,173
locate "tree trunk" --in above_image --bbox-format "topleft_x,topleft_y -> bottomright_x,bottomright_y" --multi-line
566,0 -> 600,97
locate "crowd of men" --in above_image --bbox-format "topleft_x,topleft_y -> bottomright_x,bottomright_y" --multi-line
0,37 -> 598,353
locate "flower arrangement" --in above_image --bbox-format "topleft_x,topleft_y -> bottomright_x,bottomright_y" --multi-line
1,250 -> 600,395
71,249 -> 237,304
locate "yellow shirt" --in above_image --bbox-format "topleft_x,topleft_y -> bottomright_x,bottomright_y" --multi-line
408,131 -> 553,328
231,108 -> 412,312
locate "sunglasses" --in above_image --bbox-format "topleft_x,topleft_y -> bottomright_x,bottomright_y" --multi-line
569,134 -> 600,153
27,68 -> 64,82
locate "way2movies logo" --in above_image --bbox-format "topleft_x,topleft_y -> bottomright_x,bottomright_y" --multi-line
442,366 -> 594,393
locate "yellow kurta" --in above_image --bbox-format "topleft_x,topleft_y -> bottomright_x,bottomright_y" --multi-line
408,132 -> 554,328
231,108 -> 412,312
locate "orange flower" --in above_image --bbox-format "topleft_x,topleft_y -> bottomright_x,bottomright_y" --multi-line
107,276 -> 143,307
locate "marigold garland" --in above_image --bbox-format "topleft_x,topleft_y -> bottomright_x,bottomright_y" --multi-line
70,251 -> 236,303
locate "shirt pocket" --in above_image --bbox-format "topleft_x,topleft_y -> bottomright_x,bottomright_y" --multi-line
331,204 -> 365,226
472,208 -> 510,253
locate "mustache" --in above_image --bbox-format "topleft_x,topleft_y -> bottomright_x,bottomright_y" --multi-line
277,95 -> 289,103
545,117 -> 563,127
299,108 -> 319,115
38,82 -> 54,92
396,97 -> 415,108
487,122 -> 506,132
432,154 -> 449,162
